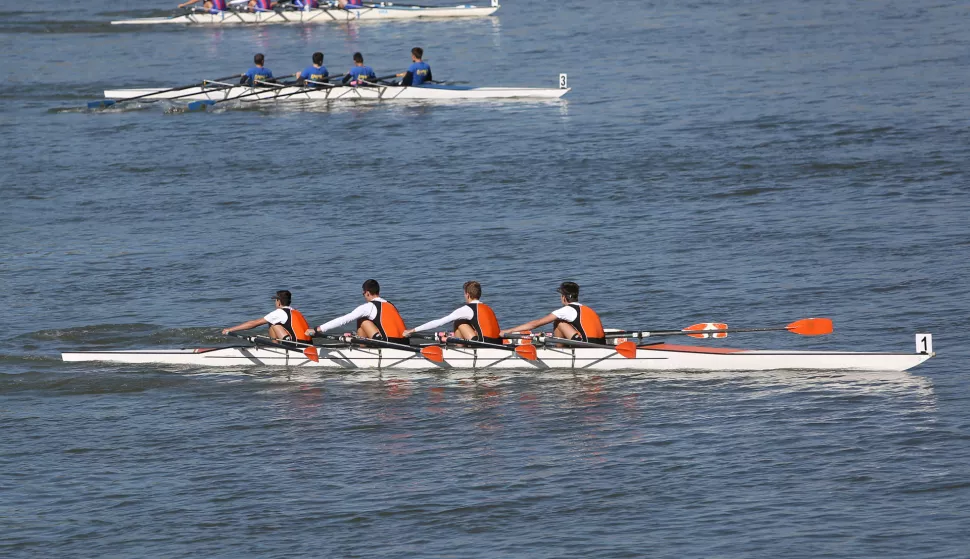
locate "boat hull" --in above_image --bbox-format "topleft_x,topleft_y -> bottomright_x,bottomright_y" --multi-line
111,5 -> 499,25
61,343 -> 933,372
103,84 -> 570,101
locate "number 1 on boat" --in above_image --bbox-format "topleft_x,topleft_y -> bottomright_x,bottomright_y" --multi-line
916,333 -> 933,354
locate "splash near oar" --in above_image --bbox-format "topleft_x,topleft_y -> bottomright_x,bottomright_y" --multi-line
185,78 -> 295,112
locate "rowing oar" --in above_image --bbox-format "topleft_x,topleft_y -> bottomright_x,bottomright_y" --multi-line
604,322 -> 728,340
356,74 -> 401,86
245,74 -> 351,102
89,74 -> 241,109
604,318 -> 834,340
542,336 -> 638,359
444,337 -> 538,360
501,333 -> 638,359
411,333 -> 537,361
185,77 -> 299,112
319,333 -> 444,363
227,331 -> 320,362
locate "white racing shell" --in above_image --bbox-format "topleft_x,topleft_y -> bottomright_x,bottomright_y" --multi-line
62,342 -> 934,372
103,83 -> 570,102
111,3 -> 499,25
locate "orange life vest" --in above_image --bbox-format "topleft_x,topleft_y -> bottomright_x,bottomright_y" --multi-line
454,302 -> 501,344
281,307 -> 313,343
369,300 -> 407,344
567,303 -> 605,344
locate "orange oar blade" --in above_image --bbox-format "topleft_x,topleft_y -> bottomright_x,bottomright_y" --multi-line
515,345 -> 538,361
303,346 -> 320,363
615,341 -> 637,359
787,317 -> 833,336
421,345 -> 444,363
683,322 -> 729,339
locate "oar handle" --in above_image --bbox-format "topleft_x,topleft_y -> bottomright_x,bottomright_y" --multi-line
226,331 -> 302,349
443,336 -> 514,351
319,333 -> 416,352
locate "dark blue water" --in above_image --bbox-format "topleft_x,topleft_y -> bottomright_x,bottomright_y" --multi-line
2,0 -> 969,556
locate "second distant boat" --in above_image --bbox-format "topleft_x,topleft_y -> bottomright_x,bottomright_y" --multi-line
112,0 -> 500,25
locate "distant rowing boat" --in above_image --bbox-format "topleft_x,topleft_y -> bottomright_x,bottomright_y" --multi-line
61,339 -> 934,372
111,1 -> 499,25
103,81 -> 570,102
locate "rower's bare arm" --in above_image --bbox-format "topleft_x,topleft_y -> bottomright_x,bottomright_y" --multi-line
222,318 -> 268,335
500,313 -> 558,336
178,0 -> 199,7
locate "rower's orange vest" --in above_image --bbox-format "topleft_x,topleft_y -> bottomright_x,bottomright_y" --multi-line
454,302 -> 501,344
369,300 -> 407,341
567,303 -> 605,343
281,307 -> 313,343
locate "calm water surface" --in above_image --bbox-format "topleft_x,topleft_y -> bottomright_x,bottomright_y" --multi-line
2,0 -> 969,556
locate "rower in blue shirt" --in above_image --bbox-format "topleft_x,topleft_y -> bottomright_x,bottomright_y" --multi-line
294,52 -> 329,87
291,0 -> 319,9
338,0 -> 363,8
396,47 -> 432,87
177,0 -> 227,13
241,53 -> 274,86
247,0 -> 275,11
342,52 -> 377,86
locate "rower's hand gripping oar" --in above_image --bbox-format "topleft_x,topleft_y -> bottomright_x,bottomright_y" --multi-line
319,333 -> 444,363
354,74 -> 401,86
226,331 -> 319,362
89,74 -> 241,109
604,318 -> 834,340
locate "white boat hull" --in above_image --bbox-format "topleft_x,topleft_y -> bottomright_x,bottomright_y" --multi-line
103,84 -> 570,101
61,343 -> 933,372
111,4 -> 498,25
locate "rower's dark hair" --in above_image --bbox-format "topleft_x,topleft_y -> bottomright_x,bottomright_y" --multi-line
463,281 -> 481,299
353,52 -> 364,63
557,281 -> 580,302
312,52 -> 324,65
362,279 -> 380,295
411,47 -> 423,59
274,290 -> 292,306
254,53 -> 265,65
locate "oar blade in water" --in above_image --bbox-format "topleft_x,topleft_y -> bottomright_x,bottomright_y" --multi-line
187,100 -> 217,112
303,346 -> 319,363
615,341 -> 637,359
88,100 -> 116,109
421,345 -> 444,363
515,344 -> 538,361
